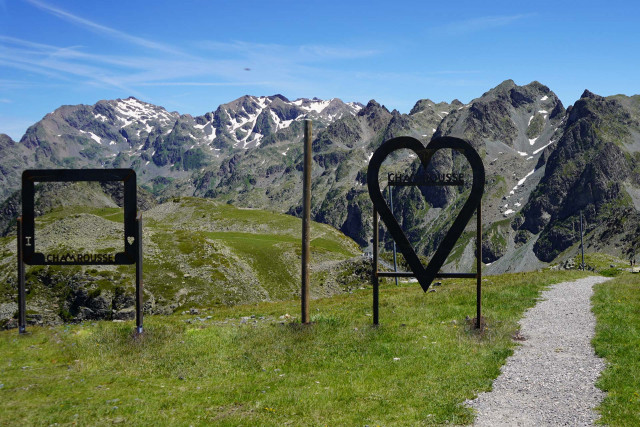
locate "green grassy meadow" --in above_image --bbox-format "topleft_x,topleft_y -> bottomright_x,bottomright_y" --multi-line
0,270 -> 591,426
592,272 -> 640,425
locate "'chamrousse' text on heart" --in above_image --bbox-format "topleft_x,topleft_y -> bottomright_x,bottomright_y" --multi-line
387,172 -> 465,186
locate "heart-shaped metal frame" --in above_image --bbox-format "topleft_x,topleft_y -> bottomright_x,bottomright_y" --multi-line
367,136 -> 485,292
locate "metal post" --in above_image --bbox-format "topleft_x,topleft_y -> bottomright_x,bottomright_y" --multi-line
389,186 -> 399,286
17,217 -> 26,334
580,211 -> 585,271
372,207 -> 379,326
476,201 -> 482,330
135,215 -> 143,334
301,119 -> 312,324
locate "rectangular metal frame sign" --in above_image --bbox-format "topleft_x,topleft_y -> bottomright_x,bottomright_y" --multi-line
18,169 -> 143,334
21,169 -> 138,265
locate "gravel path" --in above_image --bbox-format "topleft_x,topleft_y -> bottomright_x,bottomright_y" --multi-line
468,276 -> 611,426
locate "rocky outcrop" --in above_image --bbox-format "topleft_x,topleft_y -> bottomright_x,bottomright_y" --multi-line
520,91 -> 640,261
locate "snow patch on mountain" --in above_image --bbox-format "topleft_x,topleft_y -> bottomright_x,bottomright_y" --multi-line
347,102 -> 363,113
513,169 -> 535,192
79,129 -> 102,144
270,110 -> 296,131
532,139 -> 556,155
293,98 -> 332,113
113,97 -> 177,129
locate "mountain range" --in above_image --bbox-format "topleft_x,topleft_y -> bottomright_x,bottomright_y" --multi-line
1,80 -> 639,275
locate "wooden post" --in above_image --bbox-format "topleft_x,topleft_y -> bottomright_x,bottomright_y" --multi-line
301,119 -> 312,324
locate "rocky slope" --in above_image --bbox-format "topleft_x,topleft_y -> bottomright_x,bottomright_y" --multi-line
517,91 -> 640,263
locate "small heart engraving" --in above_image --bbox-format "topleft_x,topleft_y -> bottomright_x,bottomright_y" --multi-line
367,136 -> 484,292
127,236 -> 135,246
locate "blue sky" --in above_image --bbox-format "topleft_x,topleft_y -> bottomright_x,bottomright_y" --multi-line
1,0 -> 639,140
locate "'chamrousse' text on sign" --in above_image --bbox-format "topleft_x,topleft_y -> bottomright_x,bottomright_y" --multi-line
387,172 -> 465,186
45,253 -> 116,263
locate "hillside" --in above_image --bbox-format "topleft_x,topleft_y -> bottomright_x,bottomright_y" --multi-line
0,197 -> 363,328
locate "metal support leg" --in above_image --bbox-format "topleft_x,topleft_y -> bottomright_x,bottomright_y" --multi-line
373,208 -> 379,326
389,186 -> 398,286
136,215 -> 143,334
476,202 -> 482,330
17,217 -> 26,334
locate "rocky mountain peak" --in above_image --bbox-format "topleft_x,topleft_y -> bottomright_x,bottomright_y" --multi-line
580,89 -> 601,100
409,99 -> 435,115
496,79 -> 517,90
567,89 -> 629,127
0,133 -> 15,149
270,94 -> 289,102
357,100 -> 392,133
482,79 -> 516,97
359,99 -> 384,114
357,99 -> 391,119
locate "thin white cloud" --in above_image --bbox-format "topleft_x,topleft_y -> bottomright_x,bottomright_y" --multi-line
429,70 -> 482,75
0,47 -> 136,92
0,57 -> 71,81
1,31 -> 378,96
437,14 -> 533,35
6,1 -> 382,102
137,81 -> 275,87
197,40 -> 379,62
295,44 -> 379,60
25,0 -> 185,55
0,98 -> 11,103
